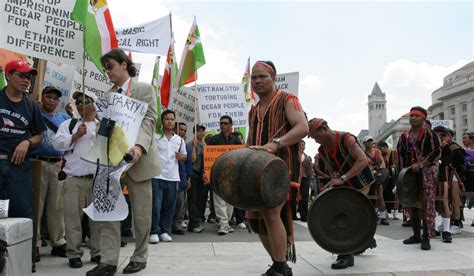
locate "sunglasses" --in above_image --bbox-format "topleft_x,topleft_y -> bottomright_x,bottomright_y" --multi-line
12,71 -> 32,79
75,98 -> 93,106
44,94 -> 60,101
220,122 -> 230,125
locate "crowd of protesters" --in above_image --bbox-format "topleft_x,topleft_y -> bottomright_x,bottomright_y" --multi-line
0,55 -> 473,276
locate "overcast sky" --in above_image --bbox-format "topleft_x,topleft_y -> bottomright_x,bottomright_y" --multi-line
108,0 -> 472,156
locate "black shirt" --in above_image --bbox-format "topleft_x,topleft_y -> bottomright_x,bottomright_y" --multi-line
0,89 -> 46,154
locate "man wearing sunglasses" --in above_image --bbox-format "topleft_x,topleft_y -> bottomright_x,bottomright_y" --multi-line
53,90 -> 101,269
0,60 -> 46,272
30,86 -> 70,261
207,115 -> 242,235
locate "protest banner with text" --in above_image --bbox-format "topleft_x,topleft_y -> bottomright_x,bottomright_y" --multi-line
0,0 -> 84,65
95,92 -> 148,147
43,61 -> 75,112
275,72 -> 299,95
116,15 -> 171,56
172,86 -> 196,141
196,83 -> 247,132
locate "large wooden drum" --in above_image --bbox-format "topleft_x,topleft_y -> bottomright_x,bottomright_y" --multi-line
210,148 -> 290,211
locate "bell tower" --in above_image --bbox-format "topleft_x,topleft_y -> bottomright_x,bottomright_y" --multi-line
368,82 -> 387,137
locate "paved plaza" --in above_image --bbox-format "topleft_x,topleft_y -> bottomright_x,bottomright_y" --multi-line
35,209 -> 474,275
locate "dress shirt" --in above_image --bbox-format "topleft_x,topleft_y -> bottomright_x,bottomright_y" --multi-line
52,119 -> 98,177
153,133 -> 187,181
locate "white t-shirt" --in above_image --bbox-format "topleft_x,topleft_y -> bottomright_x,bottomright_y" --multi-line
153,133 -> 187,181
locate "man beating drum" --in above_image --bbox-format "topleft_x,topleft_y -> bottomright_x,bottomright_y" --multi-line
246,60 -> 309,276
307,118 -> 377,270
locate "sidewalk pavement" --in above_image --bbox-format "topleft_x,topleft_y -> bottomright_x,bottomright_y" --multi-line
35,209 -> 474,276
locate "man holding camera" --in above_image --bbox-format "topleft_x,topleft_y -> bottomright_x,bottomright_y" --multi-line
53,90 -> 101,269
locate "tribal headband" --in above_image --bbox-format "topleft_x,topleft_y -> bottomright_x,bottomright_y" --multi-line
253,61 -> 276,78
410,109 -> 426,119
309,118 -> 327,131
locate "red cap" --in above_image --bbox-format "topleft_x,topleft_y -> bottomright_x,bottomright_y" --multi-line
4,60 -> 37,75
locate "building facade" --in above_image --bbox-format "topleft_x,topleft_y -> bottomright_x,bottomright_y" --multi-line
429,61 -> 474,143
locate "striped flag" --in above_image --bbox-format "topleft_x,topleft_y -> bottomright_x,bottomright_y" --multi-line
241,57 -> 255,106
72,0 -> 118,72
152,56 -> 163,133
161,36 -> 178,108
177,17 -> 205,87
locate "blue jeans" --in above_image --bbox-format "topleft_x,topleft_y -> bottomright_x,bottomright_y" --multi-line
151,179 -> 178,235
0,159 -> 33,219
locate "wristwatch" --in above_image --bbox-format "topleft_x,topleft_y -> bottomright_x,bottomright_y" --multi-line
340,175 -> 347,182
419,163 -> 424,169
271,137 -> 282,148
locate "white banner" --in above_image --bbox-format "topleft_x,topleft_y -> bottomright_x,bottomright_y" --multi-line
0,0 -> 83,65
431,120 -> 454,130
172,86 -> 196,141
84,162 -> 130,221
115,15 -> 171,56
275,72 -> 299,95
43,61 -> 75,112
95,92 -> 148,147
196,83 -> 247,131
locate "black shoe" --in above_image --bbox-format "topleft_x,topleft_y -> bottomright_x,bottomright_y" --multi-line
172,229 -> 186,235
442,231 -> 452,243
32,263 -> 36,273
403,236 -> 421,244
86,263 -> 117,276
68,257 -> 83,268
262,263 -> 293,276
35,247 -> 40,262
354,238 -> 377,255
121,229 -> 133,237
402,220 -> 412,227
123,261 -> 146,274
90,255 -> 101,264
51,244 -> 67,257
331,254 -> 354,269
435,230 -> 441,236
421,238 -> 431,250
380,218 -> 390,225
121,240 -> 128,247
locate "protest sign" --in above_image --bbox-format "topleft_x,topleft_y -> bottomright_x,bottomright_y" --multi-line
431,120 -> 454,130
116,15 -> 171,56
203,145 -> 246,180
275,72 -> 299,95
196,83 -> 247,131
43,61 -> 75,112
172,86 -> 196,141
95,92 -> 148,147
0,0 -> 84,65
